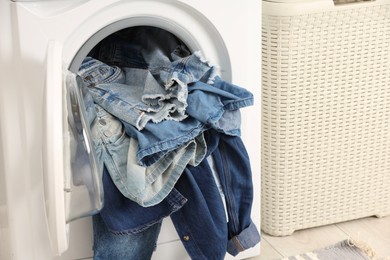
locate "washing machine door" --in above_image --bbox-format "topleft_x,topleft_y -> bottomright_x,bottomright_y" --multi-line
43,41 -> 103,254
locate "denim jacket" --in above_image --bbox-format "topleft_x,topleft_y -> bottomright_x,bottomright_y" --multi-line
171,129 -> 260,259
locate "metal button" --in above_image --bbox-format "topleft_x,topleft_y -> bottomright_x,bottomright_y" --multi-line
183,235 -> 190,241
99,119 -> 106,125
103,130 -> 112,137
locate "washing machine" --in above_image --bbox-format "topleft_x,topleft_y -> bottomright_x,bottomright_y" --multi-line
0,0 -> 261,259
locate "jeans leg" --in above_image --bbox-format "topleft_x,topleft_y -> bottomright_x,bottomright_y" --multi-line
92,213 -> 162,260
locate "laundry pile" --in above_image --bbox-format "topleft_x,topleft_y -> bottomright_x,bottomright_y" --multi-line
76,27 -> 260,260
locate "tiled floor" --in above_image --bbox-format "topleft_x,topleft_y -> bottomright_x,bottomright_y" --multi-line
248,215 -> 390,259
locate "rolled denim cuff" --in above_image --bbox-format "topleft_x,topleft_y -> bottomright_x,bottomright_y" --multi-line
227,221 -> 261,256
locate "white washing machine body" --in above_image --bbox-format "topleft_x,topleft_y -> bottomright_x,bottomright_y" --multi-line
0,0 -> 261,259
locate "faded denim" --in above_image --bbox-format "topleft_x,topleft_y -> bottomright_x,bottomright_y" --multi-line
187,76 -> 254,136
97,166 -> 186,234
93,214 -> 161,260
90,105 -> 206,207
78,58 -> 207,206
92,164 -> 186,260
79,58 -> 253,167
83,48 -> 215,131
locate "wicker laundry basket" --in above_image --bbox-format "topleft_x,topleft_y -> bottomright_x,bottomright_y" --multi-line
262,0 -> 390,236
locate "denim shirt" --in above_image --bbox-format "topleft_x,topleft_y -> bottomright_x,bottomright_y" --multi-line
170,129 -> 260,259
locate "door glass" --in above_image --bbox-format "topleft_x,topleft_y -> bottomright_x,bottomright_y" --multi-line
64,72 -> 103,223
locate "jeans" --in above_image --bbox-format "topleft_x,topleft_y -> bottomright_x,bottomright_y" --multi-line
82,27 -> 260,258
93,214 -> 161,260
98,166 -> 186,233
171,130 -> 260,259
93,129 -> 260,259
78,58 -> 207,206
90,104 -> 206,206
93,167 -> 185,259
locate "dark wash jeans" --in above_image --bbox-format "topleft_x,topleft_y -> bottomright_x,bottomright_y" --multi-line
171,129 -> 260,259
92,166 -> 186,259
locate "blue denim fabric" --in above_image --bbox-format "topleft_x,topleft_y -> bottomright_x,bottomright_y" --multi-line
97,27 -> 184,70
80,28 -> 259,258
90,104 -> 206,207
171,162 -> 228,260
187,76 -> 254,136
79,58 -> 252,167
87,68 -> 187,130
93,213 -> 161,260
82,48 -> 214,130
93,129 -> 260,259
96,33 -> 149,69
125,134 -> 206,207
125,73 -> 255,166
122,117 -> 206,167
171,130 -> 260,258
95,26 -> 215,87
207,130 -> 260,256
78,57 -> 126,87
98,166 -> 186,234
78,58 -> 207,206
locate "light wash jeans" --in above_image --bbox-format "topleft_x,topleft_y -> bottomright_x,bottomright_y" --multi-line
89,102 -> 205,207
78,57 -> 207,206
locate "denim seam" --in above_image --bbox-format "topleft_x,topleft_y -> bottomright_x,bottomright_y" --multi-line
145,146 -> 183,184
92,87 -> 142,111
232,236 -> 245,252
208,107 -> 225,124
81,64 -> 122,87
219,141 -> 239,235
224,98 -> 254,111
140,145 -> 195,207
110,141 -> 196,207
102,66 -> 122,84
101,126 -> 127,146
179,56 -> 194,83
136,122 -> 205,166
102,144 -> 134,199
107,220 -> 163,235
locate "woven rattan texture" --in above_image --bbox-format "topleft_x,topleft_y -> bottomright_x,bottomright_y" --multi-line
262,4 -> 390,236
